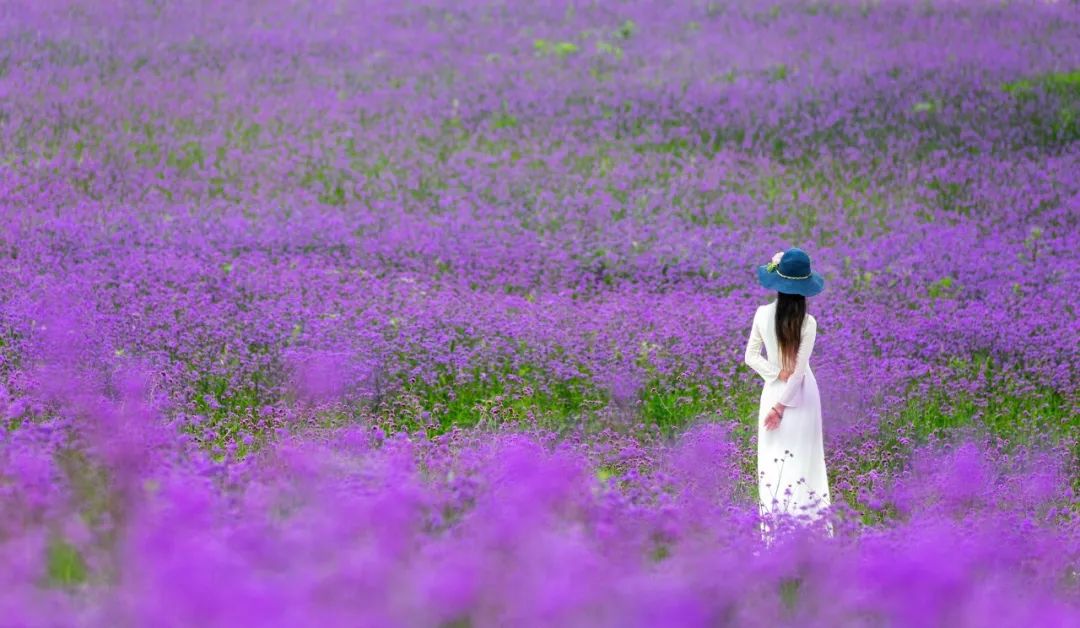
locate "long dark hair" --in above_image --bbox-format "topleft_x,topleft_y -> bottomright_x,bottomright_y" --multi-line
775,292 -> 806,370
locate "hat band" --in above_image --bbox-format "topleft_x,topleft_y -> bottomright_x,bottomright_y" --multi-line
776,268 -> 812,280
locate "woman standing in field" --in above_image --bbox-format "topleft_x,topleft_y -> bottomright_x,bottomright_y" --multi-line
744,248 -> 833,542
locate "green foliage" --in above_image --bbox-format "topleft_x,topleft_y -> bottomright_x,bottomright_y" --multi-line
188,371 -> 276,457
1003,70 -> 1080,144
638,374 -> 761,437
927,177 -> 970,215
395,363 -> 603,435
490,112 -> 519,129
56,447 -> 114,528
45,537 -> 87,587
900,358 -> 1072,446
778,575 -> 803,612
1002,70 -> 1080,97
595,41 -> 624,60
533,39 -> 579,58
834,353 -> 1075,524
168,140 -> 205,172
1022,226 -> 1044,262
912,100 -> 939,113
616,20 -> 637,40
769,63 -> 790,82
855,354 -> 1074,509
927,275 -> 957,299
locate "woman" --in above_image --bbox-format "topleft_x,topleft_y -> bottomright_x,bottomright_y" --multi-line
744,247 -> 833,542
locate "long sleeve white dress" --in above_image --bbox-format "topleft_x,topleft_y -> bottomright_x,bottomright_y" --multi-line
744,300 -> 832,539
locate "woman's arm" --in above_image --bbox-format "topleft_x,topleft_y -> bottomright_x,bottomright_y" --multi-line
744,311 -> 780,383
776,316 -> 817,408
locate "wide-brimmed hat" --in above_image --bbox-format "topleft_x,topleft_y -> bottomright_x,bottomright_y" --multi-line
756,247 -> 825,297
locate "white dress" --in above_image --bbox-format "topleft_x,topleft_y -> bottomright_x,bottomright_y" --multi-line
744,300 -> 833,540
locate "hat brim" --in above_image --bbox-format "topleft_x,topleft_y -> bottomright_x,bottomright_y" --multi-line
757,265 -> 825,296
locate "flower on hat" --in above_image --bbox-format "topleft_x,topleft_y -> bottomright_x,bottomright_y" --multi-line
766,251 -> 783,272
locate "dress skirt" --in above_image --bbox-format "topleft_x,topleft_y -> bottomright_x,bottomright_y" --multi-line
756,369 -> 832,540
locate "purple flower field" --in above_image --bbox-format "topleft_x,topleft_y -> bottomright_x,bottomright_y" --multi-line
1,0 -> 1078,625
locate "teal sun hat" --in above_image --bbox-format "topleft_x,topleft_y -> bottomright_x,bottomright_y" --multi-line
757,247 -> 825,297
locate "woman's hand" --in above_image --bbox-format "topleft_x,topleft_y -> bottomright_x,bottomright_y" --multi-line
778,368 -> 792,382
764,405 -> 784,430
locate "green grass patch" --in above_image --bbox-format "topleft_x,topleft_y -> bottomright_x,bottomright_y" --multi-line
838,354 -> 1077,524
533,39 -> 579,58
45,537 -> 87,588
778,575 -> 803,612
1002,70 -> 1080,144
638,375 -> 760,437
1002,70 -> 1080,97
390,363 -> 604,436
55,447 -> 114,529
903,356 -> 1072,445
186,370 -> 278,457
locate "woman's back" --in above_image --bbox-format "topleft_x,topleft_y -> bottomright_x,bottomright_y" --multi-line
754,301 -> 816,372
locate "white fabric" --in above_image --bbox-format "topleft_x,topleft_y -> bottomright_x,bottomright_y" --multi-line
744,300 -> 833,540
